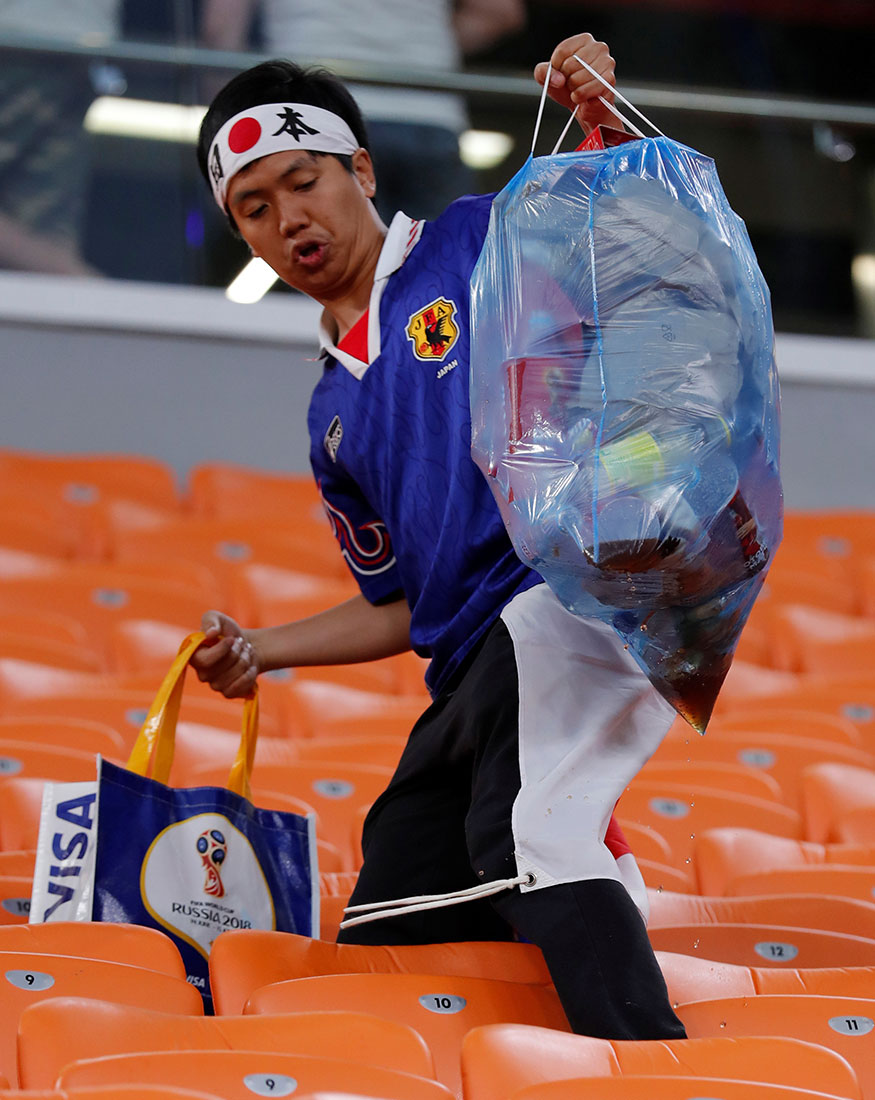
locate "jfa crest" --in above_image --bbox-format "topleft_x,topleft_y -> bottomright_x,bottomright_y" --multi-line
406,297 -> 459,361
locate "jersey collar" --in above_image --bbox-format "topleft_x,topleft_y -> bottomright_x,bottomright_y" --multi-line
319,211 -> 424,379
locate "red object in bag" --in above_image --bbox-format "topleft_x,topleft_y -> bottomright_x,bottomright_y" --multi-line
577,124 -> 639,152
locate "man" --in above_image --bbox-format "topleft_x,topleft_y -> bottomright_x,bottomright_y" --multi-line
192,32 -> 686,1040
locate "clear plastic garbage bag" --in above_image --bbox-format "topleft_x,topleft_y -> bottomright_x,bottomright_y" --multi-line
470,136 -> 782,732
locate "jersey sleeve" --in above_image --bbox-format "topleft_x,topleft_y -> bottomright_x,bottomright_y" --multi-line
311,450 -> 405,606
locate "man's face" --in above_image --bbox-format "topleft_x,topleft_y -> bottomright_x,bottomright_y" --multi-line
226,147 -> 381,303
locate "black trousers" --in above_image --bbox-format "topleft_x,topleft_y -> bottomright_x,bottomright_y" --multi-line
337,619 -> 686,1040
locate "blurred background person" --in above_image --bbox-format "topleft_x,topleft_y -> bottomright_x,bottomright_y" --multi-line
0,0 -> 121,274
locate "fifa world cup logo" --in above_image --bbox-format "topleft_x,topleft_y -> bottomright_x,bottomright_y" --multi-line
196,828 -> 227,898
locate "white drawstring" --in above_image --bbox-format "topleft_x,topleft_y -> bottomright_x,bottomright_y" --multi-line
533,55 -> 665,158
531,62 -> 554,155
572,53 -> 665,138
339,873 -> 532,930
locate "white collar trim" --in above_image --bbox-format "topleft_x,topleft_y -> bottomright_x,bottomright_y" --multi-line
319,211 -> 424,378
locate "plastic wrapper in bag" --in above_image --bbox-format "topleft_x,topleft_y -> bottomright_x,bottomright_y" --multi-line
470,136 -> 782,732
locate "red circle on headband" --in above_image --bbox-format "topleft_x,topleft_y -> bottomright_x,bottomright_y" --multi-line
228,117 -> 262,154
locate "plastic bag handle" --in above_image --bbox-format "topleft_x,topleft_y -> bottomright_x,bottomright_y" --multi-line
531,56 -> 665,156
126,631 -> 258,799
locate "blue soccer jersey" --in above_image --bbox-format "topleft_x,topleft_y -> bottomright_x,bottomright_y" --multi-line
309,194 -> 540,696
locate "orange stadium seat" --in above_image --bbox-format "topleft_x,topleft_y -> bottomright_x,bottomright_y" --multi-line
293,735 -> 406,770
227,562 -> 358,628
707,707 -> 865,748
634,760 -> 785,803
833,806 -> 875,844
208,930 -> 551,1016
0,852 -> 35,876
57,1051 -> 452,1100
0,877 -> 32,924
0,568 -> 211,667
0,611 -> 91,651
648,922 -> 875,968
718,678 -> 875,750
0,778 -> 50,851
318,870 -> 360,898
0,717 -> 125,758
266,678 -> 428,740
243,971 -> 570,1096
185,462 -> 327,526
647,731 -> 875,814
801,762 -> 875,843
615,782 -> 801,869
0,451 -> 183,560
780,511 -> 875,579
858,556 -> 875,618
318,895 -> 349,940
112,518 -> 349,597
693,828 -> 875,896
648,890 -> 875,941
0,660 -> 108,715
0,511 -> 77,563
0,953 -> 203,1085
0,923 -> 185,978
18,997 -> 437,1089
708,661 -> 802,717
754,554 -> 860,615
10,686 -> 278,752
0,1089 -> 228,1100
0,635 -> 103,673
0,450 -> 181,510
634,857 -> 695,894
0,740 -> 105,780
677,993 -> 875,1099
766,604 -> 875,677
727,867 -> 875,905
617,822 -> 674,866
508,1077 -> 857,1100
459,1024 -> 863,1100
0,545 -> 64,583
656,950 -> 875,1006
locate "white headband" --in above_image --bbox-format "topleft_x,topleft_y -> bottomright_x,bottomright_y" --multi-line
207,102 -> 360,208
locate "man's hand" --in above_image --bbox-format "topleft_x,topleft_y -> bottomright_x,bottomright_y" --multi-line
534,32 -> 617,134
191,610 -> 260,698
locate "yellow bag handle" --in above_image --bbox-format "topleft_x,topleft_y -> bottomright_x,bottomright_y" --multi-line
126,631 -> 258,800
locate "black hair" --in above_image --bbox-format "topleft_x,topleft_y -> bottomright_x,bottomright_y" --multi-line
197,59 -> 370,220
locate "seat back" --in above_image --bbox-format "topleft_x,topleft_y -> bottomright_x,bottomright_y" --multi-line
460,1024 -> 862,1100
648,730 -> 875,814
509,1076 -> 858,1100
727,867 -> 875,904
693,827 -> 875,895
57,1051 -> 452,1100
0,740 -> 102,781
209,931 -> 552,1015
801,763 -> 875,844
18,998 -> 436,1089
0,923 -> 185,978
0,953 -> 202,1085
648,889 -> 875,940
0,778 -> 50,851
244,971 -> 570,1095
678,993 -> 875,1099
616,783 -> 801,868
0,717 -> 125,758
657,950 -> 875,1005
649,922 -> 875,968
0,1088 -> 229,1100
